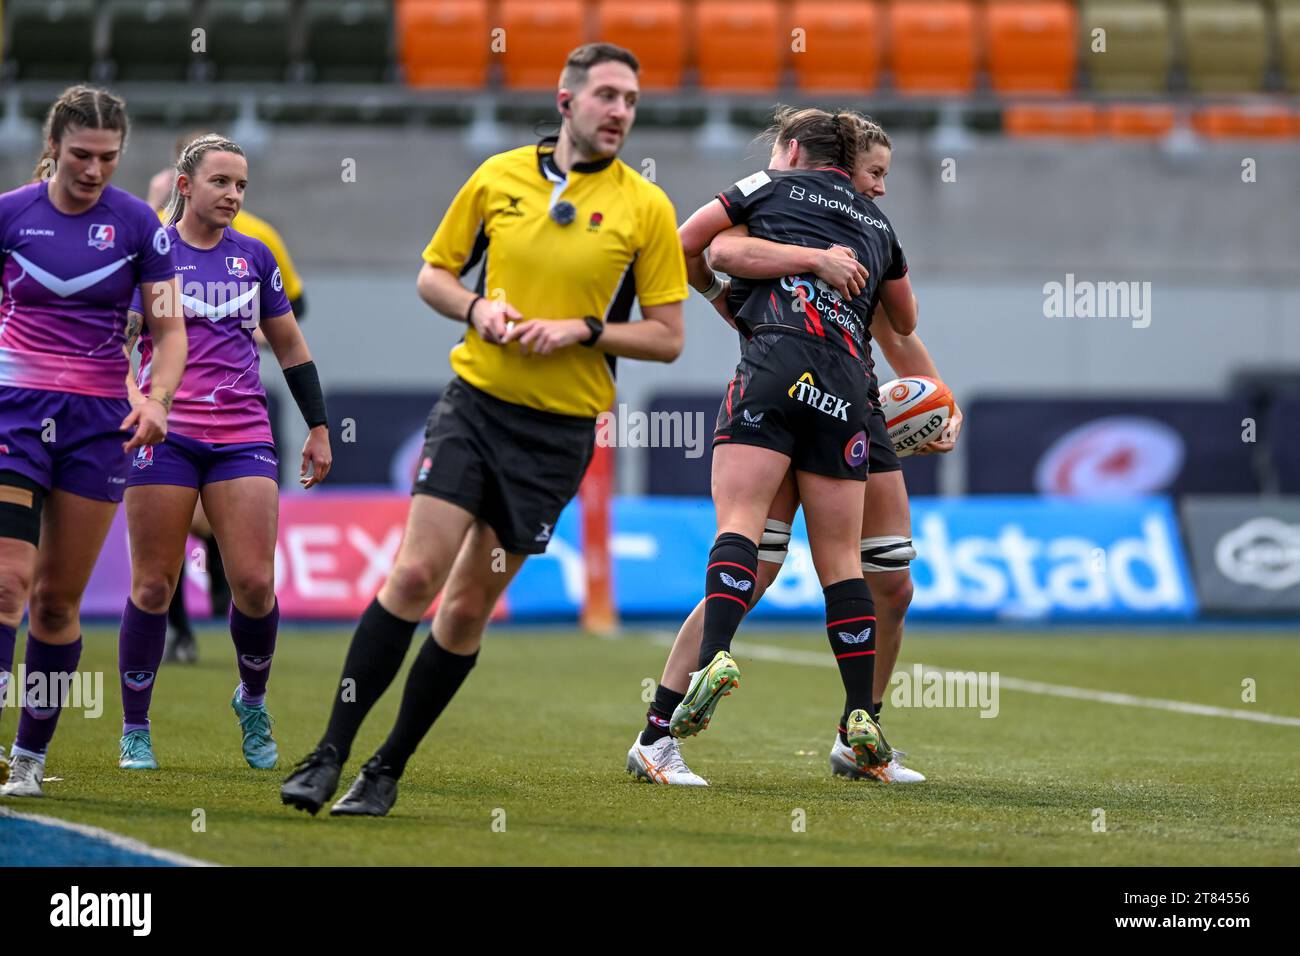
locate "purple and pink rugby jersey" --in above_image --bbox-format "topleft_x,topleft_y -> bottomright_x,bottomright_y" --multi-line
0,181 -> 174,500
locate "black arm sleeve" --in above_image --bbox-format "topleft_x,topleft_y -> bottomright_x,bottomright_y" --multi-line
289,292 -> 306,321
283,361 -> 328,429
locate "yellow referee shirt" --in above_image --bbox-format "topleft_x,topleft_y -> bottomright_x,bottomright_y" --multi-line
422,138 -> 688,419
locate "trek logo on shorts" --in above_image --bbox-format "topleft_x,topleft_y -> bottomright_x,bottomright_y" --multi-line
741,409 -> 764,428
226,257 -> 250,278
788,372 -> 851,421
838,626 -> 872,644
133,446 -> 155,470
87,224 -> 116,251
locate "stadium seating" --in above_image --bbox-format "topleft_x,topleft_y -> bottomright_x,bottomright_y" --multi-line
1101,103 -> 1176,138
1003,102 -> 1100,137
1274,0 -> 1300,93
304,0 -> 392,83
106,0 -> 197,82
1177,0 -> 1268,94
693,0 -> 783,92
499,0 -> 586,89
887,0 -> 977,95
595,0 -> 687,91
1192,104 -> 1296,139
1078,0 -> 1171,93
3,0 -> 98,81
205,0 -> 292,82
986,0 -> 1077,94
788,0 -> 881,93
397,0 -> 489,89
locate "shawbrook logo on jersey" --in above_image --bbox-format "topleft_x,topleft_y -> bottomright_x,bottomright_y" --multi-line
50,886 -> 151,936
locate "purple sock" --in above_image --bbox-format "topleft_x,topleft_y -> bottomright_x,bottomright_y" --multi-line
231,600 -> 278,706
119,599 -> 167,734
0,623 -> 15,727
14,633 -> 83,759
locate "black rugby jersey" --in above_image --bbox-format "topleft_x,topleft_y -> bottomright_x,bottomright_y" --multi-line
715,167 -> 907,360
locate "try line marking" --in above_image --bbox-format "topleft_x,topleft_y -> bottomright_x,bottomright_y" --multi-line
642,633 -> 1300,729
0,806 -> 217,867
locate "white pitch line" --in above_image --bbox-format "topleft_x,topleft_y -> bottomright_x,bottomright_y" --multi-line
0,807 -> 218,867
715,639 -> 1300,729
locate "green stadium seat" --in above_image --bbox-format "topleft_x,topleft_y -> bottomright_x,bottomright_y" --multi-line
1078,0 -> 1171,93
4,0 -> 98,81
1274,0 -> 1300,93
303,0 -> 393,83
205,0 -> 293,82
1177,0 -> 1268,94
106,0 -> 198,82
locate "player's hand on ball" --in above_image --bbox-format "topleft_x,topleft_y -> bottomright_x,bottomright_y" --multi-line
470,297 -> 521,345
815,245 -> 869,300
300,425 -> 332,488
505,318 -> 588,356
121,398 -> 168,452
918,401 -> 964,455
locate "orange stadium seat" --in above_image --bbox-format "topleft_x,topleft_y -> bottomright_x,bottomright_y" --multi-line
986,0 -> 1077,94
595,0 -> 687,90
888,0 -> 977,95
499,0 -> 587,90
1003,103 -> 1101,137
1101,104 -> 1176,139
1177,0 -> 1268,94
1078,0 -> 1171,94
789,1 -> 881,93
694,0 -> 783,92
1192,105 -> 1296,140
397,0 -> 489,89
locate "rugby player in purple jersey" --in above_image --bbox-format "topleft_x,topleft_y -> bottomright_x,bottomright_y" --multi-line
0,86 -> 186,797
115,134 -> 332,773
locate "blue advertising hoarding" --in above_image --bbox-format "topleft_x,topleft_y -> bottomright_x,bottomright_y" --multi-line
505,495 -> 1198,622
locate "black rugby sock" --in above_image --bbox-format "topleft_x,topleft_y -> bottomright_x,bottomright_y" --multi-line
698,533 -> 758,669
374,636 -> 478,778
825,578 -> 876,737
320,598 -> 419,764
641,684 -> 685,746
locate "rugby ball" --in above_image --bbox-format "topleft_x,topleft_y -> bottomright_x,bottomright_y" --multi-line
879,376 -> 954,457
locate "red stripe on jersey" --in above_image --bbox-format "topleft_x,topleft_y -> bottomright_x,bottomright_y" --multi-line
841,329 -> 858,357
717,192 -> 731,207
804,299 -> 825,337
812,166 -> 852,180
726,376 -> 736,418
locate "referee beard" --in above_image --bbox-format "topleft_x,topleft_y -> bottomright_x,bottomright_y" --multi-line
280,45 -> 688,818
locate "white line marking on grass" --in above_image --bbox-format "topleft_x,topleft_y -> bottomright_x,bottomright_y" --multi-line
711,639 -> 1300,729
0,807 -> 218,867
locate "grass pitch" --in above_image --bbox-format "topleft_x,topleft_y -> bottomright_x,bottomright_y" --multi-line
4,625 -> 1299,866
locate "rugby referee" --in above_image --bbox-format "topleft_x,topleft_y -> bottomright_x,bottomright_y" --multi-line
281,43 -> 687,817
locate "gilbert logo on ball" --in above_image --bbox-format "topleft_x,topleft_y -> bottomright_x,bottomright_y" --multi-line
879,376 -> 954,457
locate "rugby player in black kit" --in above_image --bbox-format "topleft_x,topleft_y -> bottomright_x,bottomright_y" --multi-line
628,107 -> 916,786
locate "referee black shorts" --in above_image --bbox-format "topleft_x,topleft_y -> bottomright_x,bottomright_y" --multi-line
412,378 -> 596,555
714,328 -> 872,481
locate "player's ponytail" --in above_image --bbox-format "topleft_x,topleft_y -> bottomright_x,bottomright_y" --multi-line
164,133 -> 245,226
31,85 -> 130,183
761,104 -> 861,173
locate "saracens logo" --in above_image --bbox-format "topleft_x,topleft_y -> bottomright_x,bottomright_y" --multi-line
788,371 -> 851,421
226,256 -> 250,278
132,446 -> 155,470
87,224 -> 115,250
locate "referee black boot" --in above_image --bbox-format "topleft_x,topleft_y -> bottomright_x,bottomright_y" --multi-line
329,756 -> 399,817
280,744 -> 342,815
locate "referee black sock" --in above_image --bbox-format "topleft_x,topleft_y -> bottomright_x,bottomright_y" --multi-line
374,635 -> 478,778
641,684 -> 685,746
698,533 -> 758,669
825,578 -> 876,739
319,597 -> 419,764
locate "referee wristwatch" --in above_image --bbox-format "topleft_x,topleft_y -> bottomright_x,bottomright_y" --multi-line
580,315 -> 604,347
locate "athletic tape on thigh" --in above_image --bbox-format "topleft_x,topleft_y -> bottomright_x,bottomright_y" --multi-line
758,518 -> 792,565
860,535 -> 916,572
0,477 -> 44,546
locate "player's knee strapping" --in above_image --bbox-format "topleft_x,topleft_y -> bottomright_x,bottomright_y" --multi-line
758,518 -> 792,566
699,532 -> 758,668
0,474 -> 45,546
824,577 -> 877,720
860,535 -> 917,573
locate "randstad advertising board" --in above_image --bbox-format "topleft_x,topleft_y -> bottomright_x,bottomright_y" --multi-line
80,494 -> 1197,622
505,495 -> 1198,622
